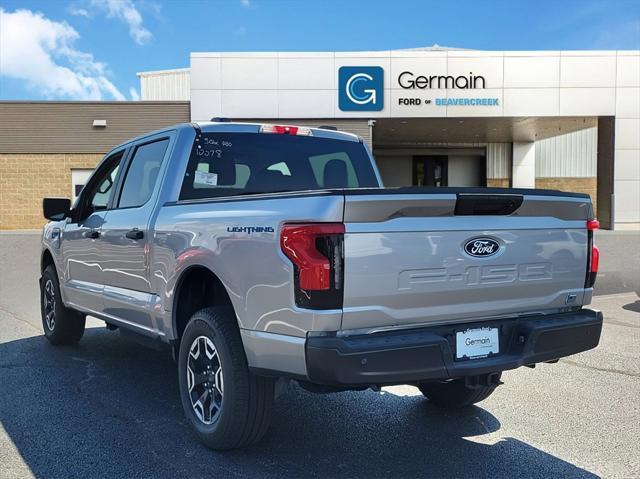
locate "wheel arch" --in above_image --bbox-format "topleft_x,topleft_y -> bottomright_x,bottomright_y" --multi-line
41,248 -> 56,274
172,265 -> 235,342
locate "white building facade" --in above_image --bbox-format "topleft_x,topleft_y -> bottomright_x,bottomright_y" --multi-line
139,48 -> 640,229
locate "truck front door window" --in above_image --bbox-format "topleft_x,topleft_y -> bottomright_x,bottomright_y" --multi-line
91,165 -> 119,209
75,150 -> 124,220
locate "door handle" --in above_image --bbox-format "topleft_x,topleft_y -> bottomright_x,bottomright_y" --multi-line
83,230 -> 100,239
125,229 -> 144,240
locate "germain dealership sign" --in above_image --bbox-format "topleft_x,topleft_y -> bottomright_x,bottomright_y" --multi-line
338,66 -> 499,110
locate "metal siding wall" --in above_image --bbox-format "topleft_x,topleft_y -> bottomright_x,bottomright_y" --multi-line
139,69 -> 191,101
0,102 -> 190,153
486,143 -> 512,179
536,127 -> 597,177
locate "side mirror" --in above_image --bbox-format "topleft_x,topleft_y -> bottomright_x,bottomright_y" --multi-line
43,198 -> 71,221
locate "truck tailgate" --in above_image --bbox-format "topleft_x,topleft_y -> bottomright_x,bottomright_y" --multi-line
341,189 -> 594,332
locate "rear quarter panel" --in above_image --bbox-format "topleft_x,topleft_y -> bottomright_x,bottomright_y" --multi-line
152,193 -> 344,339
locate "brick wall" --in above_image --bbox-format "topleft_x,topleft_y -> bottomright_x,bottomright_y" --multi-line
487,178 -> 510,188
535,177 -> 597,217
0,154 -> 103,230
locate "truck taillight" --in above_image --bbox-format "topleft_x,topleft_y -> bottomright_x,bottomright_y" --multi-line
280,223 -> 344,309
585,219 -> 599,288
591,245 -> 600,273
260,124 -> 313,136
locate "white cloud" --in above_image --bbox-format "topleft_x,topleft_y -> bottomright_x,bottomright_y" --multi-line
240,0 -> 251,7
89,0 -> 151,44
0,8 -> 125,100
68,6 -> 90,17
129,87 -> 140,101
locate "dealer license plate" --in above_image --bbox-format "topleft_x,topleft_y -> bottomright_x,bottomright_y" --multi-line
455,327 -> 499,360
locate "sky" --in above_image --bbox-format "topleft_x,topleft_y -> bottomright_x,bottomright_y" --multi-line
0,0 -> 639,101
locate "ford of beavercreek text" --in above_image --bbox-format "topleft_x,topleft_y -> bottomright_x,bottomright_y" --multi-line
39,122 -> 603,449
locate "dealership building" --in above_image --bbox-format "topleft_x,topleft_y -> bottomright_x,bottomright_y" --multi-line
1,46 -> 638,230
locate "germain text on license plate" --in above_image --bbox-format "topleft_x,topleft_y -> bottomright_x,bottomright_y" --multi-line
455,327 -> 499,360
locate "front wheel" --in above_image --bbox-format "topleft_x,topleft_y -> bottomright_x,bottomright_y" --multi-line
419,374 -> 501,409
177,307 -> 275,450
40,265 -> 86,345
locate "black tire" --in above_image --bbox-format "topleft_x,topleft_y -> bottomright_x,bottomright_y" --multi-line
40,265 -> 86,345
178,307 -> 275,450
419,375 -> 501,409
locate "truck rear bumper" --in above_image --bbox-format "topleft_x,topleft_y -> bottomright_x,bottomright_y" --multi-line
305,309 -> 603,386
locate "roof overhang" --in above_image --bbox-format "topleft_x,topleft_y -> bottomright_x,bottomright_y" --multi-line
372,116 -> 598,146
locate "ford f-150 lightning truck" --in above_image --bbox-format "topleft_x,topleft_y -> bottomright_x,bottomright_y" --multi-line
39,122 -> 603,449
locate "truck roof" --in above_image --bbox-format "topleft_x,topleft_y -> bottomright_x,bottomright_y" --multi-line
106,121 -> 361,155
195,121 -> 361,142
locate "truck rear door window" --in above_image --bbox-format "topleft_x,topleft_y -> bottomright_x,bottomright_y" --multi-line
179,132 -> 378,200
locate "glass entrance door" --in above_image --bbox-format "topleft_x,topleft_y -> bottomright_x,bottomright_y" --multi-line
412,156 -> 448,187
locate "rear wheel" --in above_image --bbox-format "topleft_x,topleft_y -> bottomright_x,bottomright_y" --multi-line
419,374 -> 501,409
177,307 -> 275,450
40,265 -> 86,345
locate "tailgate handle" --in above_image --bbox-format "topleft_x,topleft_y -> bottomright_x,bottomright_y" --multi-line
454,194 -> 523,216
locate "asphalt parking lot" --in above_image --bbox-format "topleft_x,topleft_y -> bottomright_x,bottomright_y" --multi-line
0,231 -> 638,478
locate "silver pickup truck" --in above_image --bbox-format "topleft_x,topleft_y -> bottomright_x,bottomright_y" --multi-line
40,122 -> 603,449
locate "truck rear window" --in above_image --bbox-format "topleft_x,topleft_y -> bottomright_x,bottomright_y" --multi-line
179,132 -> 378,200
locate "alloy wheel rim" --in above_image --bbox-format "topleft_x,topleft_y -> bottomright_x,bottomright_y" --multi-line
43,279 -> 56,331
187,335 -> 223,424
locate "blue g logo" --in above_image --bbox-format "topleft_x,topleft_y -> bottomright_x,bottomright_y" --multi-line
339,66 -> 384,111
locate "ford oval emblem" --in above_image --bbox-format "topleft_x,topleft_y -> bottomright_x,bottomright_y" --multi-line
464,237 -> 500,257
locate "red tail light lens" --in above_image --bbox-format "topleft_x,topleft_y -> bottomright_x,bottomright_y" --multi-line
585,219 -> 599,288
280,223 -> 344,309
591,245 -> 599,273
